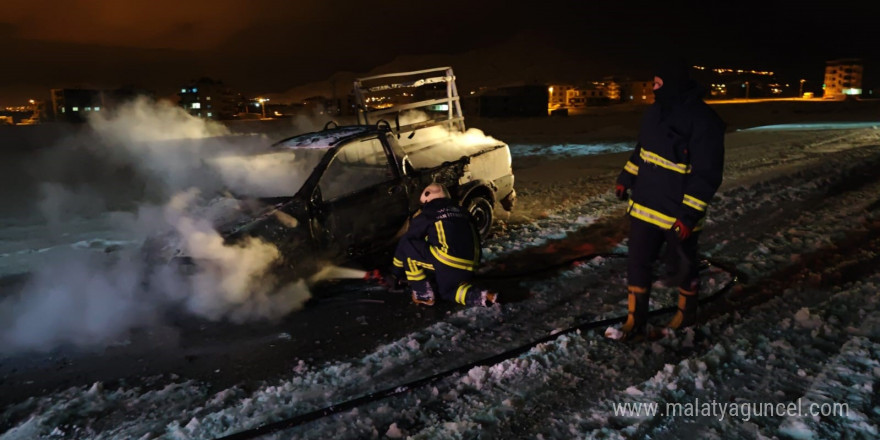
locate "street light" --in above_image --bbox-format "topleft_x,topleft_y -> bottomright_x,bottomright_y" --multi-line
257,97 -> 269,119
799,79 -> 806,98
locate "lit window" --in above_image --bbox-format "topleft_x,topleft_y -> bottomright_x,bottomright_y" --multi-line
72,107 -> 79,111
207,112 -> 213,117
61,108 -> 66,113
181,88 -> 187,93
192,88 -> 198,93
94,107 -> 100,111
206,96 -> 211,101
85,107 -> 92,111
191,102 -> 201,109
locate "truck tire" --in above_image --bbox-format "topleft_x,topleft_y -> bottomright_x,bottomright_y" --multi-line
465,195 -> 494,239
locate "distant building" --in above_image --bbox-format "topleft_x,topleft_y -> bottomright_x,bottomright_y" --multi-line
619,81 -> 655,104
566,86 -> 610,107
549,82 -> 615,109
823,59 -> 863,99
603,80 -> 621,102
464,85 -> 548,117
50,88 -> 105,122
50,87 -> 156,122
547,84 -> 576,109
3,99 -> 44,124
178,78 -> 240,120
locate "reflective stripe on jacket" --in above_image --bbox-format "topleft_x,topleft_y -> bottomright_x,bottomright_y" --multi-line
405,198 -> 480,270
617,86 -> 725,230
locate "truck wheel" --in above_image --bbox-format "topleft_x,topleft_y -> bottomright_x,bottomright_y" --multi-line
466,195 -> 494,239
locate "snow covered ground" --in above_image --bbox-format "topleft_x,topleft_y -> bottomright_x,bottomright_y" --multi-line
2,117 -> 880,439
508,142 -> 633,159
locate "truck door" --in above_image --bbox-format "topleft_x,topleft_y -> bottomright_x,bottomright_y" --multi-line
314,136 -> 410,257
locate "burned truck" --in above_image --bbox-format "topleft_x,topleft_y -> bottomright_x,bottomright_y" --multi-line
154,68 -> 516,279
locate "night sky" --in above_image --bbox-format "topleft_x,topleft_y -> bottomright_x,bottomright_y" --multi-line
2,0 -> 878,107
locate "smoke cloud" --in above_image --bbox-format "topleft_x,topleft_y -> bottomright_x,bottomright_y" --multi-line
0,103 -> 506,352
394,110 -> 506,168
0,97 -> 315,353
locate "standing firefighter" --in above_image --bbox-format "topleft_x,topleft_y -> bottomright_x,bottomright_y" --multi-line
390,183 -> 498,307
614,57 -> 725,340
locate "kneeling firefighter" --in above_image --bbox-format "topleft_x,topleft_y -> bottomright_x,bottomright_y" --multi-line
614,56 -> 725,340
390,183 -> 498,307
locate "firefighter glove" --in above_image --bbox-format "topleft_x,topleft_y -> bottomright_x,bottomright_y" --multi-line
672,219 -> 691,240
615,184 -> 629,201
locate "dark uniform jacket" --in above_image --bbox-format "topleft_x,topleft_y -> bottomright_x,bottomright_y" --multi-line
405,198 -> 480,271
617,85 -> 726,231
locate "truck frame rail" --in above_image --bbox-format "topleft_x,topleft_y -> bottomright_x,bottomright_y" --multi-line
353,67 -> 466,136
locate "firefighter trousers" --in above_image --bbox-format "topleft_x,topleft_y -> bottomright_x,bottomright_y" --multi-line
392,236 -> 483,305
627,217 -> 700,292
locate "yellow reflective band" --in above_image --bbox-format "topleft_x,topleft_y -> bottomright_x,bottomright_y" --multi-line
435,221 -> 449,252
416,261 -> 434,271
430,246 -> 475,271
682,194 -> 708,212
624,160 -> 639,176
408,258 -> 434,272
406,258 -> 426,281
406,273 -> 426,281
456,283 -> 471,305
392,257 -> 404,268
628,200 -> 676,229
434,247 -> 475,265
640,149 -> 691,174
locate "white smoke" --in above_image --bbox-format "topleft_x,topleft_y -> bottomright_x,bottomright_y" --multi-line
161,189 -> 309,322
0,97 -> 316,353
209,150 -> 324,198
394,110 -> 506,169
89,96 -> 231,143
36,182 -> 107,231
87,96 -> 255,198
0,248 -> 161,351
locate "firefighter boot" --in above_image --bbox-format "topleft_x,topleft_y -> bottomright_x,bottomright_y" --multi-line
455,282 -> 497,307
667,287 -> 698,329
463,287 -> 498,307
620,286 -> 649,341
410,279 -> 435,306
